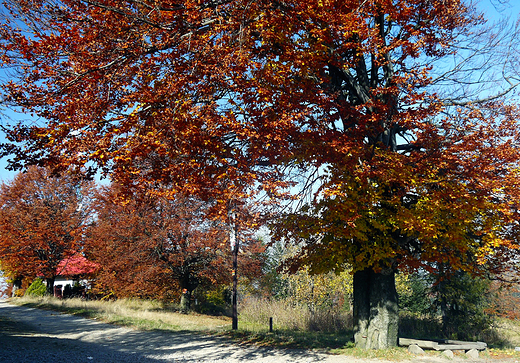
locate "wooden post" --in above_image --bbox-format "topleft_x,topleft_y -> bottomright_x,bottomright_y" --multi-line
269,317 -> 273,332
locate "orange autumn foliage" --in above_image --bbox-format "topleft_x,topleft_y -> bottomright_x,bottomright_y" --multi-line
4,0 -> 520,348
86,184 -> 264,301
0,0 -> 520,297
0,166 -> 95,291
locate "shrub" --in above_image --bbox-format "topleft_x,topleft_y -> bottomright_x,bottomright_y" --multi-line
193,286 -> 231,316
399,312 -> 443,340
432,271 -> 495,341
63,284 -> 72,297
25,278 -> 47,297
63,282 -> 86,298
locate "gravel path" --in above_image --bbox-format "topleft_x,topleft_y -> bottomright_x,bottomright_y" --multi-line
0,300 -> 515,363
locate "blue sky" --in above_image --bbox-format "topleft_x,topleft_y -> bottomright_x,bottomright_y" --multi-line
0,0 -> 520,183
0,109 -> 24,184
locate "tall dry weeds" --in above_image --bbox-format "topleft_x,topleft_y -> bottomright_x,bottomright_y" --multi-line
239,296 -> 352,333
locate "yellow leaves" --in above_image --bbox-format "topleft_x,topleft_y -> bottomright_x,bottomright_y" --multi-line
128,103 -> 143,118
3,0 -> 520,285
281,265 -> 353,308
475,233 -> 509,265
90,150 -> 104,159
395,273 -> 413,299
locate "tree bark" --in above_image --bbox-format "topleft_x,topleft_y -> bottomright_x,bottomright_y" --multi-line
180,289 -> 191,313
178,271 -> 199,313
353,267 -> 399,349
11,277 -> 23,297
45,277 -> 55,296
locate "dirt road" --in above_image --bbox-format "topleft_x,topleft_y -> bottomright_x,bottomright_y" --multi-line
0,300 -> 513,363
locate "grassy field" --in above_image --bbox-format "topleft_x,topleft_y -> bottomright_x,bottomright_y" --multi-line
11,295 -> 231,332
10,295 -> 520,360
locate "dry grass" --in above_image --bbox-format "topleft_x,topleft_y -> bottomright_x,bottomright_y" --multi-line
493,318 -> 520,347
14,295 -> 353,350
238,296 -> 352,333
13,295 -> 231,332
239,296 -> 310,332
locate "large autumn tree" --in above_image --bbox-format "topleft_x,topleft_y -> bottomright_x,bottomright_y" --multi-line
0,166 -> 94,294
87,184 -> 264,311
2,0 -> 520,348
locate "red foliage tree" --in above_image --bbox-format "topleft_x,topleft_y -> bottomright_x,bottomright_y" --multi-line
56,254 -> 98,277
87,184 -> 264,310
0,166 -> 94,294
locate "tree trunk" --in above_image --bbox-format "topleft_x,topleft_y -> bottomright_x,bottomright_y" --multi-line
353,267 -> 399,349
11,277 -> 23,297
180,288 -> 191,313
46,277 -> 55,296
178,270 -> 199,313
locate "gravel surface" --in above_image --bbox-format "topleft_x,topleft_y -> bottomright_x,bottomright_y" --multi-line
0,300 -> 516,363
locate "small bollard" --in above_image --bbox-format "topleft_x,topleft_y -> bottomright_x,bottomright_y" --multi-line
269,317 -> 273,332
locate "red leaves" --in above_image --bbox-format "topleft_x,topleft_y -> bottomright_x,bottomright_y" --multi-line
0,166 -> 95,281
85,185 -> 264,300
56,254 -> 98,277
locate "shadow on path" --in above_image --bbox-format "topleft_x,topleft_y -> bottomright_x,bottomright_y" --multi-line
0,313 -> 160,363
0,301 -> 341,363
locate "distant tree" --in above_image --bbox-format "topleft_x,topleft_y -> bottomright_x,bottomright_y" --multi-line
259,239 -> 352,310
87,184 -> 264,311
255,240 -> 291,300
0,166 -> 94,294
489,281 -> 520,320
56,254 -> 98,278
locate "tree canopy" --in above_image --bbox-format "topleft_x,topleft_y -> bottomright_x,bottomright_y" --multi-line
0,166 -> 95,293
2,0 -> 520,348
87,184 -> 264,307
